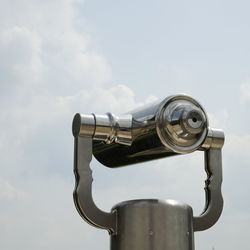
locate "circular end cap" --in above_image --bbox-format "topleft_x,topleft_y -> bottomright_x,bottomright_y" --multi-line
72,113 -> 95,137
72,113 -> 81,137
156,95 -> 208,154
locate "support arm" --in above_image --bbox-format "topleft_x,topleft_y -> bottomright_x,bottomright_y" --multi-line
193,129 -> 224,231
73,136 -> 117,235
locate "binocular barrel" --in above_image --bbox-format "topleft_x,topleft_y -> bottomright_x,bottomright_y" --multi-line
73,95 -> 209,168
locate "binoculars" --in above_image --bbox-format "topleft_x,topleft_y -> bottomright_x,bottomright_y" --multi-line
72,94 -> 224,250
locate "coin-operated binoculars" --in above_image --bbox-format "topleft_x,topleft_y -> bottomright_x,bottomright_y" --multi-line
72,94 -> 224,250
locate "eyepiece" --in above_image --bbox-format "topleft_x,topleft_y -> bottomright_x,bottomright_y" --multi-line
156,95 -> 208,154
186,110 -> 205,131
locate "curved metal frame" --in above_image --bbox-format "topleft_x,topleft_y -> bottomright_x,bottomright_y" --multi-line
73,136 -> 117,235
73,128 -> 224,234
194,129 -> 224,231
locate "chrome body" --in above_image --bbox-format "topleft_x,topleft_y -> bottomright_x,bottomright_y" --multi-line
73,95 -> 210,167
73,137 -> 116,234
72,94 -> 225,249
111,200 -> 194,250
73,113 -> 132,145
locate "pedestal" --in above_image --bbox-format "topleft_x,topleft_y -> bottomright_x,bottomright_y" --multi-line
110,199 -> 194,250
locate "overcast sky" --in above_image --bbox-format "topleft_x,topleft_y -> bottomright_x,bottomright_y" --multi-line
0,0 -> 250,250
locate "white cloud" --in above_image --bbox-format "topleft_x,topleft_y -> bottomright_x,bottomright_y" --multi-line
0,0 -> 142,173
0,26 -> 43,98
145,95 -> 159,103
240,82 -> 250,101
207,110 -> 229,129
0,178 -> 29,200
0,177 -> 108,250
0,1 -> 153,249
225,134 -> 250,160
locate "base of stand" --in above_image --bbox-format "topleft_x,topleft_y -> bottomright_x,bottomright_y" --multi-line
111,199 -> 194,250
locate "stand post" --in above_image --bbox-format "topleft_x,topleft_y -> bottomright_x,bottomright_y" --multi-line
111,199 -> 194,250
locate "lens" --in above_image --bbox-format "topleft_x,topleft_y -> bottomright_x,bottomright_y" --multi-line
156,95 -> 208,154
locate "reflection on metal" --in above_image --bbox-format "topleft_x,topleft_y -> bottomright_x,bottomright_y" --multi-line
73,137 -> 116,234
111,200 -> 194,250
72,94 -> 225,250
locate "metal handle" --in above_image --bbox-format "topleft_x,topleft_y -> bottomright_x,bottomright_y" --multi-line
73,136 -> 117,234
193,129 -> 224,231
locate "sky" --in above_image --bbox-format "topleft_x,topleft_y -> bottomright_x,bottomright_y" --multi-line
0,0 -> 250,249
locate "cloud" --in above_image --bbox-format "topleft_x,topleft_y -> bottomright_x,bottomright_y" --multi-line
0,0 -> 144,179
0,177 -> 108,250
240,82 -> 250,101
0,178 -> 29,200
0,1 -> 156,249
0,26 -> 43,97
225,134 -> 250,160
207,110 -> 229,129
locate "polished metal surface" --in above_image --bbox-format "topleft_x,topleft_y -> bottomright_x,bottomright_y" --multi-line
193,148 -> 223,231
89,94 -> 209,168
201,128 -> 225,150
72,93 -> 225,249
73,136 -> 116,234
111,199 -> 194,250
72,114 -> 95,138
155,95 -> 208,154
73,113 -> 132,146
192,129 -> 224,231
